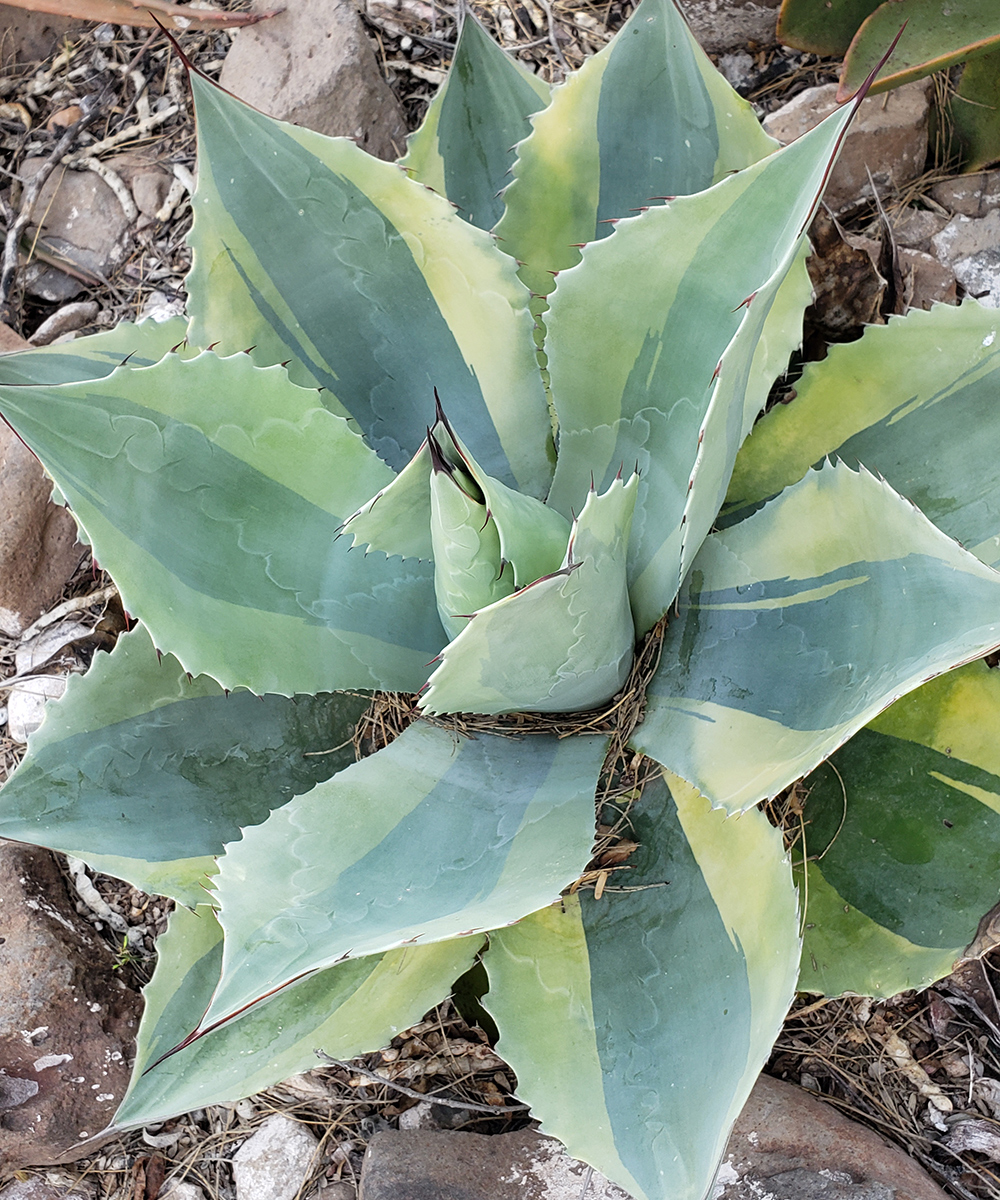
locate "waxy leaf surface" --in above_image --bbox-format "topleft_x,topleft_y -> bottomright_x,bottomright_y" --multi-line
545,103 -> 855,632
496,0 -> 777,300
115,904 -> 480,1129
186,72 -> 553,497
485,769 -> 798,1200
634,462 -> 1000,812
201,722 -> 607,1029
0,627 -> 367,905
421,475 -> 637,714
839,0 -> 1000,99
798,660 -> 1000,998
401,15 -> 549,230
0,317 -> 189,388
726,301 -> 1000,567
0,350 -> 447,696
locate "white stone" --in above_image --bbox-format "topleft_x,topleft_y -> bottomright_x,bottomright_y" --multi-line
160,1184 -> 208,1200
232,1113 -> 321,1200
932,211 -> 1000,308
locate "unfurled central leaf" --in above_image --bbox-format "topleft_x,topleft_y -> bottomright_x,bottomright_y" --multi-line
422,474 -> 639,714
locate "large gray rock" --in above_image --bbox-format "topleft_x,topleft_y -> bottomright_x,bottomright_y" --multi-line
220,0 -> 408,161
678,0 -> 781,53
0,327 -> 83,637
19,160 -> 132,303
359,1128 -> 633,1199
718,1075 -> 949,1200
764,80 -> 932,213
0,842 -> 141,1170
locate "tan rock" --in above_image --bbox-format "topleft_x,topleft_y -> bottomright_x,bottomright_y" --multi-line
764,80 -> 932,213
0,328 -> 83,636
107,153 -> 174,220
359,1128 -> 633,1199
0,6 -> 80,65
220,0 -> 408,161
891,207 -> 948,252
0,842 -> 141,1170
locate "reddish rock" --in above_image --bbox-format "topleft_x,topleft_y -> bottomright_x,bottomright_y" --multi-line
899,249 -> 958,311
719,1075 -> 948,1200
0,842 -> 141,1169
220,0 -> 408,161
929,171 -> 1000,219
0,329 -> 83,637
764,80 -> 932,214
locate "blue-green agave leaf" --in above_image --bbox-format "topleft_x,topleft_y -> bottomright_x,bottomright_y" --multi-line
113,903 -> 481,1129
401,14 -> 549,230
186,72 -> 553,498
0,626 -> 367,905
421,474 -> 637,714
495,0 -> 778,300
198,722 -> 607,1031
545,102 -> 856,633
0,349 -> 446,695
725,300 -> 1000,566
633,461 -> 1000,812
485,768 -> 798,1200
798,659 -> 1000,998
0,317 -> 190,388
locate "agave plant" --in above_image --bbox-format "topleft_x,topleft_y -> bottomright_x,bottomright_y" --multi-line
2,3 -> 1000,1196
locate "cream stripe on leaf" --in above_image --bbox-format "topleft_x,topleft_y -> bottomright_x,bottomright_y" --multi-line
0,350 -> 446,696
633,462 -> 1000,813
495,0 -> 776,301
0,316 -> 190,388
114,904 -> 481,1130
545,101 -> 854,633
401,15 -> 549,231
725,300 -> 1000,564
0,627 -> 368,906
186,73 -> 552,499
199,723 -> 607,1031
794,659 -> 1000,997
485,769 -> 798,1200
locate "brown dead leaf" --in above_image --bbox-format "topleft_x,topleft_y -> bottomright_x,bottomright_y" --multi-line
807,207 -> 886,338
597,840 -> 638,866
